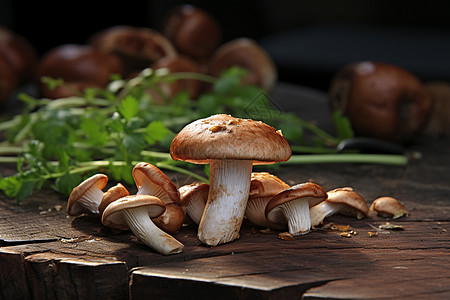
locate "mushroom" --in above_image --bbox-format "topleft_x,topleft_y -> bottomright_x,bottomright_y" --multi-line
208,38 -> 278,92
369,196 -> 409,219
329,61 -> 432,143
132,162 -> 184,233
179,182 -> 209,225
309,187 -> 369,227
151,54 -> 205,100
98,183 -> 130,217
162,4 -> 222,60
0,52 -> 18,103
245,172 -> 290,228
423,81 -> 450,137
265,182 -> 327,235
0,26 -> 37,82
170,114 -> 291,246
89,25 -> 176,76
101,194 -> 184,255
36,44 -> 123,99
67,174 -> 108,216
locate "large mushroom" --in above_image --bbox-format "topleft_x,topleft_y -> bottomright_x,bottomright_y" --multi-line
245,172 -> 290,228
265,182 -> 327,235
101,194 -> 184,255
67,174 -> 108,216
170,114 -> 291,246
310,187 -> 369,227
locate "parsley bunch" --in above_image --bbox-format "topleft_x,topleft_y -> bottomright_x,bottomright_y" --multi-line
0,67 -> 406,202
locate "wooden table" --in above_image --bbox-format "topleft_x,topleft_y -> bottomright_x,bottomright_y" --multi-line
1,83 -> 450,299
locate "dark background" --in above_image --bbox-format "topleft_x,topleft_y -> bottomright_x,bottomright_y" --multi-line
2,0 -> 450,90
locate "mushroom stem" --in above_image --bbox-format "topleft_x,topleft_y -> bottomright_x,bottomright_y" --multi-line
122,206 -> 184,255
310,202 -> 345,227
282,200 -> 311,235
198,159 -> 253,246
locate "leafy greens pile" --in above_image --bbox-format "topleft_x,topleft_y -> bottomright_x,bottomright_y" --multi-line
0,67 -> 406,202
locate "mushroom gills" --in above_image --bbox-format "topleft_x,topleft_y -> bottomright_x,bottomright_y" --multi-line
122,206 -> 184,255
198,159 -> 253,246
136,180 -> 172,203
79,188 -> 104,214
279,200 -> 311,235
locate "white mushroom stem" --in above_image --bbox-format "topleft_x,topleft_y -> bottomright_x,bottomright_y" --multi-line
121,206 -> 184,255
80,188 -> 104,214
281,200 -> 311,235
310,202 -> 345,227
198,159 -> 253,246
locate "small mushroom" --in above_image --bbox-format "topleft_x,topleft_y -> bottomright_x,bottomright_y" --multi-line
101,194 -> 184,255
310,187 -> 369,227
369,196 -> 409,219
67,174 -> 108,216
132,162 -> 180,204
98,183 -> 130,217
170,114 -> 291,246
208,38 -> 278,92
265,182 -> 327,235
132,162 -> 184,233
245,172 -> 290,228
179,182 -> 209,225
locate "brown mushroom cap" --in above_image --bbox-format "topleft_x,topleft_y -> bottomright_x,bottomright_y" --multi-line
98,183 -> 130,217
329,61 -> 432,143
90,25 -> 176,76
265,182 -> 327,218
151,54 -> 204,99
67,174 -> 108,216
170,114 -> 292,164
101,194 -> 166,231
132,162 -> 180,204
152,203 -> 185,234
208,38 -> 277,92
325,187 -> 369,218
36,44 -> 123,99
162,4 -> 222,60
369,196 -> 409,219
178,182 -> 209,225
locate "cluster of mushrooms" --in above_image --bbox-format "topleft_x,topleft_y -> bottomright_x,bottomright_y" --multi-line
34,4 -> 276,100
67,114 -> 409,255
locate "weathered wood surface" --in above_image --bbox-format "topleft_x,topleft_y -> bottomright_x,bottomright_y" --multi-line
1,83 -> 450,299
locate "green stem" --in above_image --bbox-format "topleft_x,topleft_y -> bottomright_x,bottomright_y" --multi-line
283,154 -> 408,166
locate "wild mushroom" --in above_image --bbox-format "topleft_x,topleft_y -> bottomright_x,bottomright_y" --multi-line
310,187 -> 369,227
369,196 -> 409,219
162,4 -> 222,60
36,44 -> 123,99
329,61 -> 432,143
132,162 -> 184,234
179,182 -> 209,225
208,38 -> 278,92
67,174 -> 108,216
101,194 -> 184,255
265,182 -> 327,235
245,172 -> 290,228
170,114 -> 291,246
98,183 -> 130,217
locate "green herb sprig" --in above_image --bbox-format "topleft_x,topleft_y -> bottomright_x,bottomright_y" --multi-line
0,67 -> 407,202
